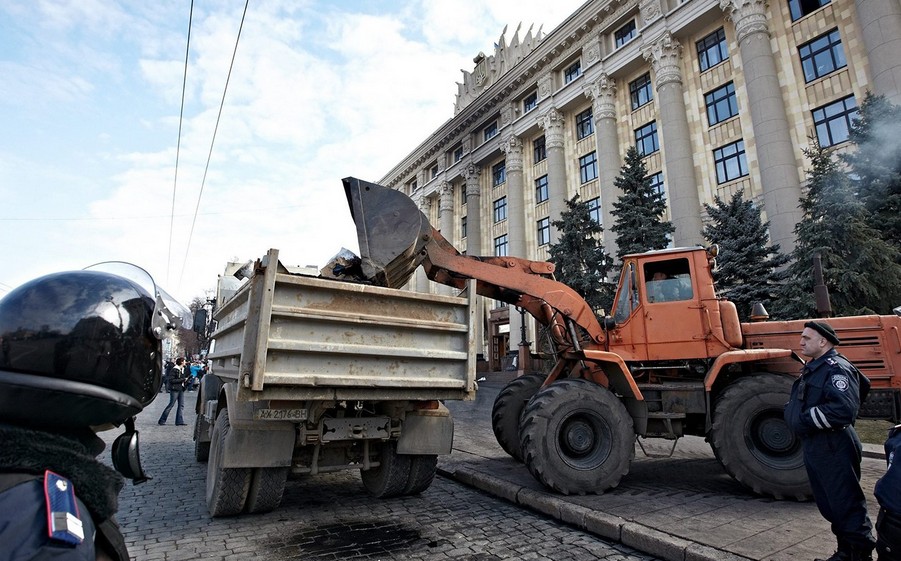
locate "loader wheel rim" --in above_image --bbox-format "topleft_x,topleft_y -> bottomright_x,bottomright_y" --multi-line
558,412 -> 609,469
748,411 -> 800,467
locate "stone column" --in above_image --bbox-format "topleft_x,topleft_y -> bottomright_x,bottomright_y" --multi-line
438,181 -> 456,295
721,0 -> 803,254
464,165 -> 485,359
500,136 -> 525,355
415,196 -> 432,293
854,0 -> 901,105
537,108 -> 567,244
642,32 -> 705,247
584,73 -> 621,258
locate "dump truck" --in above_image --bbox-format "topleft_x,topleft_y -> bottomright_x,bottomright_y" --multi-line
193,247 -> 477,516
343,177 -> 901,499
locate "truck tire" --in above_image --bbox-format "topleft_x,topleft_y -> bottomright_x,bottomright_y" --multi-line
360,441 -> 411,499
244,467 -> 289,514
403,454 -> 438,495
194,417 -> 210,462
710,374 -> 812,500
491,372 -> 546,462
519,378 -> 634,495
206,409 -> 251,517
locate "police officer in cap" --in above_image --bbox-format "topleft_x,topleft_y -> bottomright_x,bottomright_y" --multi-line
875,423 -> 901,560
785,320 -> 876,561
0,262 -> 191,560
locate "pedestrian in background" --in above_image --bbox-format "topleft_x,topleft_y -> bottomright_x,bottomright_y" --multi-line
875,424 -> 901,560
158,357 -> 188,426
785,321 -> 876,561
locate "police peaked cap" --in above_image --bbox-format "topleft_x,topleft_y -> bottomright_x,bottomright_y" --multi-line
804,320 -> 840,345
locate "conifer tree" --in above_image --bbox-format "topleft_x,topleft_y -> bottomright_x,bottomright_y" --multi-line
548,194 -> 616,313
702,189 -> 789,321
840,93 -> 901,251
610,146 -> 674,261
775,142 -> 901,318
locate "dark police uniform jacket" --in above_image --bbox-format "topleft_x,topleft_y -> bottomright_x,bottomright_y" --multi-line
784,348 -> 868,437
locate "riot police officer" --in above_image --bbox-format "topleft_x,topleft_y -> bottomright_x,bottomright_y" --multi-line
785,321 -> 876,561
0,263 -> 190,560
875,424 -> 901,560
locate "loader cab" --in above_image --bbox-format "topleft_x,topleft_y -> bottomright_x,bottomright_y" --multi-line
609,247 -> 732,362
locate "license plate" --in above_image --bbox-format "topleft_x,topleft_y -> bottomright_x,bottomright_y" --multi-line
254,408 -> 308,421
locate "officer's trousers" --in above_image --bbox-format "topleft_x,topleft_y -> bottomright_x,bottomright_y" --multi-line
877,507 -> 901,561
803,428 -> 875,550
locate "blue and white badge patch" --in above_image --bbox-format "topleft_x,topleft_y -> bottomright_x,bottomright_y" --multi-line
832,373 -> 851,392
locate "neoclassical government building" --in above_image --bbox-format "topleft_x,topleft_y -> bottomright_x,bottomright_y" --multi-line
378,0 -> 901,369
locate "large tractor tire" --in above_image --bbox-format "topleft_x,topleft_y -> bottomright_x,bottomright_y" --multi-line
360,441 -> 411,499
244,467 -> 289,514
491,372 -> 546,462
403,454 -> 438,495
206,409 -> 251,517
519,378 -> 634,495
709,374 -> 811,500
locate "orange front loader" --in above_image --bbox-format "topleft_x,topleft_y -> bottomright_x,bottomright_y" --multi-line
344,177 -> 901,498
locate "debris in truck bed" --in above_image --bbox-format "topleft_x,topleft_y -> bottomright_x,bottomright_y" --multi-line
319,247 -> 370,282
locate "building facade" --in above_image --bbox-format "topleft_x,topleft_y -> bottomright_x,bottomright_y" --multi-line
379,0 -> 901,369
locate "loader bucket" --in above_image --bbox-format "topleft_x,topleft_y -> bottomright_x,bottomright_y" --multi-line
342,177 -> 432,288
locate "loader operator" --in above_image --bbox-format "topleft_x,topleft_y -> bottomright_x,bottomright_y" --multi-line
785,321 -> 876,561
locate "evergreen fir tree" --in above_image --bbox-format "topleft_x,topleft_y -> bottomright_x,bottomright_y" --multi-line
775,142 -> 901,318
840,93 -> 901,252
610,146 -> 675,261
702,189 -> 789,321
548,194 -> 616,313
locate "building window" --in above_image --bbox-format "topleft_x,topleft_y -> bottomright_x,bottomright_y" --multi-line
494,234 -> 508,257
461,216 -> 467,239
430,164 -> 439,180
648,171 -> 665,201
564,60 -> 581,84
523,91 -> 538,113
492,161 -> 506,186
697,27 -> 728,72
799,29 -> 846,83
537,218 -> 551,246
579,152 -> 598,184
453,146 -> 464,163
713,140 -> 749,184
705,82 -> 739,126
813,95 -> 858,147
588,197 -> 601,224
533,136 -> 546,162
408,179 -> 417,193
576,108 -> 594,140
615,20 -> 636,48
493,196 -> 507,223
629,73 -> 653,110
484,121 -> 498,142
789,0 -> 831,21
635,121 -> 659,156
535,175 -> 549,203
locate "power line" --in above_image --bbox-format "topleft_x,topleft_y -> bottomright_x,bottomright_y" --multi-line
178,0 -> 250,290
168,0 -> 194,286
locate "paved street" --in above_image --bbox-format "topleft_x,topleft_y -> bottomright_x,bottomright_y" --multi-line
101,390 -> 662,561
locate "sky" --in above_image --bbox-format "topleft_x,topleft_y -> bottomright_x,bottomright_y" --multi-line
0,0 -> 585,306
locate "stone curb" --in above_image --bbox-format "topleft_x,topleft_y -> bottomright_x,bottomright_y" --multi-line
437,466 -> 752,561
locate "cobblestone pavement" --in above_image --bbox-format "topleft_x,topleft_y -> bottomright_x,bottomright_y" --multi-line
101,391 -> 662,561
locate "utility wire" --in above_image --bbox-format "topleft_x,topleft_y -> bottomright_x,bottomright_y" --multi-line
168,0 -> 194,286
178,0 -> 250,290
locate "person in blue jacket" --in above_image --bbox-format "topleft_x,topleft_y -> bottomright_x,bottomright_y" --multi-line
875,424 -> 901,560
0,264 -> 190,560
785,321 -> 876,561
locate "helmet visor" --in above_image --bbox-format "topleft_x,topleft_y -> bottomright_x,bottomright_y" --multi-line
83,262 -> 193,338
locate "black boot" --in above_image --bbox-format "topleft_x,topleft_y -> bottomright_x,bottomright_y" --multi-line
815,542 -> 855,561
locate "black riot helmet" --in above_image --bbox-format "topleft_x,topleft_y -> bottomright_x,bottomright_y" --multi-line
0,262 -> 192,429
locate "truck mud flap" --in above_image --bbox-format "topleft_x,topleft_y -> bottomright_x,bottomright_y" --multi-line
397,411 -> 453,455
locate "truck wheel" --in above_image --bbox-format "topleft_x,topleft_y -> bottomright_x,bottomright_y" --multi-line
206,409 -> 251,517
360,441 -> 411,499
492,372 -> 546,462
244,467 -> 289,514
193,418 -> 210,462
403,454 -> 438,495
519,378 -> 634,495
710,374 -> 811,500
